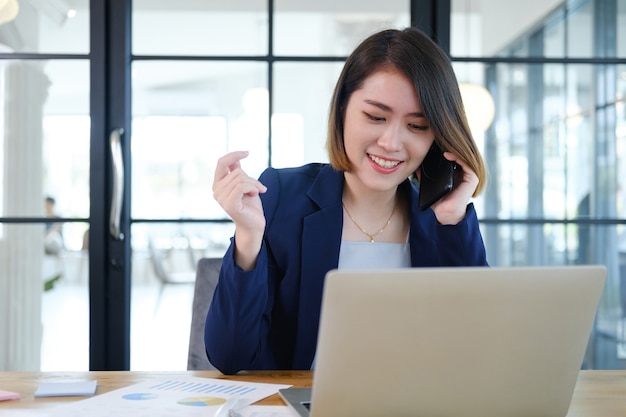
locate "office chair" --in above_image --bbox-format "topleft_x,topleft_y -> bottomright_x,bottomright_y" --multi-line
187,256 -> 222,370
147,238 -> 196,314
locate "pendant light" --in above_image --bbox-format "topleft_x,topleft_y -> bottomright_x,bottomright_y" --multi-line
0,0 -> 19,25
458,0 -> 495,133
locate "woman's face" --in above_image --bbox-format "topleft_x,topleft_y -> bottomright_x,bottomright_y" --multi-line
342,68 -> 435,193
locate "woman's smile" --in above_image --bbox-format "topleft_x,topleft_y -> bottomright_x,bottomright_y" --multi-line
368,153 -> 403,171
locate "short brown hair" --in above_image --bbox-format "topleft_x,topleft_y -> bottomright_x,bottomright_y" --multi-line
326,27 -> 487,196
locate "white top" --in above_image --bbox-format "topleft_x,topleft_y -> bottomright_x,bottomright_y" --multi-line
338,240 -> 411,270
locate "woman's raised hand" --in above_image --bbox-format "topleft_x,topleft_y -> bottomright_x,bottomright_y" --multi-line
213,151 -> 267,269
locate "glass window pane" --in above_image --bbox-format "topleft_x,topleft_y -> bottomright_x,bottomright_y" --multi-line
0,0 -> 89,54
618,97 -> 626,254
452,62 -> 495,137
0,60 -> 89,222
449,0 -> 605,58
41,220 -> 89,371
132,0 -> 268,56
0,223 -> 89,371
485,64 -> 598,222
566,0 -> 593,57
542,9 -> 565,57
274,0 -> 409,56
130,222 -> 234,371
482,223 -> 584,266
131,61 -> 268,219
451,0 -> 563,57
615,0 -> 626,58
272,62 -> 344,167
620,63 -> 626,100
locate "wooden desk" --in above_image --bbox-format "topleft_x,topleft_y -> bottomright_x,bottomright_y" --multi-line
567,371 -> 626,416
1,370 -> 626,415
0,370 -> 310,410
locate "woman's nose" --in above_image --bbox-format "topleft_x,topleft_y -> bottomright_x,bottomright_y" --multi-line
377,125 -> 403,152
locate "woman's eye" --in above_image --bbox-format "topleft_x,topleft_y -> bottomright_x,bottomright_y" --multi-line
409,123 -> 429,131
364,112 -> 385,122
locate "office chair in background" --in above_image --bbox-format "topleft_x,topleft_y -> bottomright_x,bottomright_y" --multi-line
147,238 -> 196,314
187,256 -> 222,370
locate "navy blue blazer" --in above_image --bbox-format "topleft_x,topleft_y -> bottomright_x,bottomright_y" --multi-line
205,163 -> 488,374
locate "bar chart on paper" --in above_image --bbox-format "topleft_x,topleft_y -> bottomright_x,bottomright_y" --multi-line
47,377 -> 291,417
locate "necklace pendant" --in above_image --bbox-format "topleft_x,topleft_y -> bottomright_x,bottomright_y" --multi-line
342,201 -> 397,245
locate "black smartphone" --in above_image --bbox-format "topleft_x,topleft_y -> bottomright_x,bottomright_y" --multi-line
413,142 -> 461,210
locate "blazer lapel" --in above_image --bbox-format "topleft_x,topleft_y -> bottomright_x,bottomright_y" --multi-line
293,165 -> 344,368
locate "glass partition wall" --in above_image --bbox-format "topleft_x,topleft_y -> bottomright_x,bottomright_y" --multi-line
1,0 -> 625,371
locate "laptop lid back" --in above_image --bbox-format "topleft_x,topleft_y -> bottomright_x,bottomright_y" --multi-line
310,265 -> 606,417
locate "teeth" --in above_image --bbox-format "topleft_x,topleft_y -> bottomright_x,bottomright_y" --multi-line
369,154 -> 400,169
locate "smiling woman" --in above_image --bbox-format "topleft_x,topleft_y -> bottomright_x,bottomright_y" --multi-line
205,27 -> 488,375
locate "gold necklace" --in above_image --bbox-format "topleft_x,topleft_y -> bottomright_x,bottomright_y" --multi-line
342,200 -> 397,243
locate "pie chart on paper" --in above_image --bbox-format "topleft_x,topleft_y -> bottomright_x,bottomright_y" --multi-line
177,396 -> 227,406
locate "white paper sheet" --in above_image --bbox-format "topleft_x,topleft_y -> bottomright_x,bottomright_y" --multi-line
234,405 -> 298,417
44,377 -> 291,417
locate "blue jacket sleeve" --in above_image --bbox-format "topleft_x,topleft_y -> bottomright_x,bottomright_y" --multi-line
434,203 -> 488,266
204,167 -> 283,375
204,239 -> 277,374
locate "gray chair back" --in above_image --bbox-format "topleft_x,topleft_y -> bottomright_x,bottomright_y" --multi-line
187,257 -> 222,370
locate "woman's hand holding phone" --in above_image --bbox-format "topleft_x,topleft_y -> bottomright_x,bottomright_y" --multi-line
213,151 -> 267,270
416,143 -> 459,211
429,152 -> 479,225
415,143 -> 479,225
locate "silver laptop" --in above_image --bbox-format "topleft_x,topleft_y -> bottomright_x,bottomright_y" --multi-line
279,265 -> 606,417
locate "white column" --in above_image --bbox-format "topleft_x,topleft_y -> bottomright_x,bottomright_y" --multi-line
0,60 -> 49,371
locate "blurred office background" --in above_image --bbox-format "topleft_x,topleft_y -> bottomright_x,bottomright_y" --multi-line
0,0 -> 624,371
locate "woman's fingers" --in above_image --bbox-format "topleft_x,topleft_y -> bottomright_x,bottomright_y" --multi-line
213,150 -> 266,192
212,152 -> 267,262
214,165 -> 266,199
442,152 -> 479,193
213,150 -> 249,185
212,151 -> 267,229
214,169 -> 265,205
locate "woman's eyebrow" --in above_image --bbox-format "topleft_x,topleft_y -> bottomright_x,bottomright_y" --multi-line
364,99 -> 426,118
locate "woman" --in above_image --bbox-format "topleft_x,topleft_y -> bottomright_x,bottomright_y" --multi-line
206,27 -> 488,374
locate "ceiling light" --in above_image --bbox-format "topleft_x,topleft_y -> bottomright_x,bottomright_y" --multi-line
0,0 -> 19,25
459,83 -> 495,133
